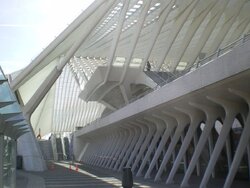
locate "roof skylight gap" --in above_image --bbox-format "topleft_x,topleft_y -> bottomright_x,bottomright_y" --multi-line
88,1 -> 123,46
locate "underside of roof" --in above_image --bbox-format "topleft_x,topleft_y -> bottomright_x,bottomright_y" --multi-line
10,0 -> 250,136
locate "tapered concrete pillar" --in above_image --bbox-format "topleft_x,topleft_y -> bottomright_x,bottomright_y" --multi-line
114,126 -> 135,170
154,110 -> 189,182
89,138 -> 102,164
105,130 -> 124,168
104,130 -> 123,168
93,135 -> 110,166
181,133 -> 188,173
88,140 -> 102,165
225,135 -> 232,169
97,134 -> 113,167
181,102 -> 224,187
144,114 -> 176,179
95,135 -> 109,166
136,116 -> 165,177
223,89 -> 250,188
208,133 -> 215,178
101,131 -> 121,167
126,123 -> 148,168
84,141 -> 93,163
193,130 -> 201,176
91,140 -> 102,165
109,129 -> 129,169
131,119 -> 156,172
200,96 -> 246,188
84,142 -> 96,164
101,131 -> 119,167
166,104 -> 204,184
118,124 -> 140,171
171,134 -> 176,163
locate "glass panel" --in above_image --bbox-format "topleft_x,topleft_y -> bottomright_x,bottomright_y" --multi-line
0,103 -> 22,114
0,82 -> 16,102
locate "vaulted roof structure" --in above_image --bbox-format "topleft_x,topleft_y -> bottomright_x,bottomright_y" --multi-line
10,0 -> 250,136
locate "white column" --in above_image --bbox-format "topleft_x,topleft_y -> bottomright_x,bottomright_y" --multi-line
193,131 -> 201,176
109,129 -> 128,169
154,110 -> 189,181
118,125 -> 140,171
99,135 -> 115,167
95,135 -> 109,166
92,142 -> 102,166
99,132 -> 117,167
208,134 -> 215,178
223,89 -> 250,188
181,102 -> 224,187
87,140 -> 100,164
181,133 -> 188,173
105,131 -> 124,168
90,142 -> 103,165
131,120 -> 156,172
126,123 -> 148,168
166,106 -> 204,184
101,132 -> 118,167
114,127 -> 134,171
136,117 -> 165,177
200,97 -> 245,188
103,131 -> 120,167
144,114 -> 176,179
93,136 -> 108,166
225,135 -> 232,169
82,141 -> 94,163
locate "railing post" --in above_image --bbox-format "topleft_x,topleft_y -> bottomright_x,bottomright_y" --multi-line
216,48 -> 221,57
242,34 -> 247,43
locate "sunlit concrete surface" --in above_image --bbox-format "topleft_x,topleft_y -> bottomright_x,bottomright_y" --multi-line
16,161 -> 250,188
17,161 -> 169,188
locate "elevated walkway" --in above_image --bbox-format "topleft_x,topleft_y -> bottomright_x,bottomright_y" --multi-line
74,35 -> 250,188
75,34 -> 250,137
143,71 -> 173,86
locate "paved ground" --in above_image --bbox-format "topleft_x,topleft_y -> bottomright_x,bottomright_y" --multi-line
17,161 -> 168,188
17,161 -> 250,188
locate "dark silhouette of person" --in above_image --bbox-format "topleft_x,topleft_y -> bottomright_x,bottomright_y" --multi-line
146,61 -> 151,71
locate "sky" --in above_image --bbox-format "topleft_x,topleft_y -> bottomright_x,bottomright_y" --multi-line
0,0 -> 95,74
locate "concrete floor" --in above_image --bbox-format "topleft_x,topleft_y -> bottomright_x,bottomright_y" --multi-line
16,161 -> 250,188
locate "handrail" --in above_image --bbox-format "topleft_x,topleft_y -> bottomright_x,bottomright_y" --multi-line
83,33 -> 250,128
148,33 -> 250,89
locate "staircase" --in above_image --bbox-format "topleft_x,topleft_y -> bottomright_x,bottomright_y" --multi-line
56,138 -> 64,161
144,71 -> 174,86
38,140 -> 54,160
